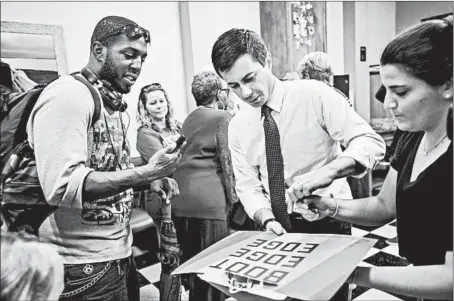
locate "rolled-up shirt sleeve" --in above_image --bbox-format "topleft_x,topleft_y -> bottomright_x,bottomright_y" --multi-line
26,77 -> 96,208
311,83 -> 386,178
228,118 -> 271,219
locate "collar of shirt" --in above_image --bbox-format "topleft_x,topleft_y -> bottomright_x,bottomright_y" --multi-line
262,79 -> 285,116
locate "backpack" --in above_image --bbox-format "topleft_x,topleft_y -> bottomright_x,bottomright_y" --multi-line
0,73 -> 101,235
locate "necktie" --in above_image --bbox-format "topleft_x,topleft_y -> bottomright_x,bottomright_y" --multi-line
262,105 -> 292,232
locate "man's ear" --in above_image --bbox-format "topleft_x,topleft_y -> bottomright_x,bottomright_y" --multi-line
265,52 -> 272,70
443,78 -> 453,100
92,42 -> 107,63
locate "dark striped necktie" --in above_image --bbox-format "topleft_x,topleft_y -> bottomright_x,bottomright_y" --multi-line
262,105 -> 292,232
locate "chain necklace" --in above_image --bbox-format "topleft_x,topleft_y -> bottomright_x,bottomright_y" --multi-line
422,134 -> 448,155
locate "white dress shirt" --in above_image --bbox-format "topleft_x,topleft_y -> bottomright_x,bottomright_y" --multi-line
228,79 -> 386,219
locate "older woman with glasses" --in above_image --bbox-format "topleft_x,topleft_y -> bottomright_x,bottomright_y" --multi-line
136,83 -> 183,301
172,71 -> 239,301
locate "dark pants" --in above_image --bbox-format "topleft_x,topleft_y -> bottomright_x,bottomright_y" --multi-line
173,217 -> 229,301
59,255 -> 139,301
290,215 -> 351,301
347,176 -> 370,199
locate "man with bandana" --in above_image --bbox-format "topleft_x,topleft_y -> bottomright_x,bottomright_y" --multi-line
26,16 -> 182,300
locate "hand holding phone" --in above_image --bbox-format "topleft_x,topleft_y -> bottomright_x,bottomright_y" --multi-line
169,135 -> 186,153
147,135 -> 186,179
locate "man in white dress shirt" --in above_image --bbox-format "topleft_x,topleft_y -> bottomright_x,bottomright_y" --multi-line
297,51 -> 370,199
211,28 -> 385,300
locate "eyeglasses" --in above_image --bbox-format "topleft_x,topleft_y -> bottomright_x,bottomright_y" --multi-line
141,83 -> 162,93
98,24 -> 151,44
219,88 -> 230,97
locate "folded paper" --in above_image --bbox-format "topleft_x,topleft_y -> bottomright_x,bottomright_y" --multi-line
173,231 -> 376,301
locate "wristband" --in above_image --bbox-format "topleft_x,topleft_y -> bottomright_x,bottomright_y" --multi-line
329,198 -> 339,218
262,218 -> 277,230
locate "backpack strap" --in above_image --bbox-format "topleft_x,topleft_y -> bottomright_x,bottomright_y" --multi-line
71,74 -> 102,124
69,74 -> 102,167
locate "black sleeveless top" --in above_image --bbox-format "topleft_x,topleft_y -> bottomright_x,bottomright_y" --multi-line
391,131 -> 453,266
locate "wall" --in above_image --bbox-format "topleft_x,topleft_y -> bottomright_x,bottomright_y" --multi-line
184,1 -> 342,111
366,2 -> 396,66
326,1 -> 344,75
188,2 -> 261,75
396,1 -> 453,33
182,1 -> 261,112
341,2 -> 396,121
1,2 -> 186,157
343,1 -> 355,88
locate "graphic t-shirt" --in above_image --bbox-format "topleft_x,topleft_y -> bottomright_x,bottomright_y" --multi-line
26,75 -> 133,264
81,112 -> 133,227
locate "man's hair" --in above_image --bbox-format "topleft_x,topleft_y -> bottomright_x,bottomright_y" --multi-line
191,71 -> 223,107
297,52 -> 333,84
380,15 -> 452,86
211,29 -> 268,77
90,15 -> 139,50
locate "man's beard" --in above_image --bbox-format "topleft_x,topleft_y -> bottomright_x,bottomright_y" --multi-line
99,54 -> 130,94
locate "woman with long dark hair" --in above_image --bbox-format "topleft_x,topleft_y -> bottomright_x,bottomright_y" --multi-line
289,16 -> 453,300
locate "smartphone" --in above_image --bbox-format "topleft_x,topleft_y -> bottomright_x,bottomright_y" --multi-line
170,135 -> 186,153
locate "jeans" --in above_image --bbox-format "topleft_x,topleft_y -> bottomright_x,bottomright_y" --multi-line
59,255 -> 139,301
173,217 -> 229,301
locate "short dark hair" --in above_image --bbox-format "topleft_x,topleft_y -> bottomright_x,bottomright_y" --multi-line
211,29 -> 268,78
191,71 -> 222,107
90,15 -> 138,50
380,15 -> 453,86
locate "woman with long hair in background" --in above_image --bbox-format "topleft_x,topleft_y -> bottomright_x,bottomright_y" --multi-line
136,83 -> 183,301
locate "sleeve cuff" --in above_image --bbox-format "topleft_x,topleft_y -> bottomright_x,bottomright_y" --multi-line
339,148 -> 377,178
59,165 -> 94,208
241,195 -> 272,221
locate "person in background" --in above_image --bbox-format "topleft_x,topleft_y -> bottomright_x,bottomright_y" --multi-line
172,71 -> 239,301
297,52 -> 354,109
211,28 -> 385,301
292,16 -> 453,300
1,231 -> 64,301
281,71 -> 300,81
215,79 -> 238,115
25,15 -> 182,301
137,83 -> 182,164
296,51 -> 368,198
136,83 -> 183,301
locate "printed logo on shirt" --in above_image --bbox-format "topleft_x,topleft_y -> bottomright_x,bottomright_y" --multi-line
81,112 -> 133,226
